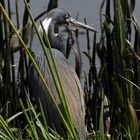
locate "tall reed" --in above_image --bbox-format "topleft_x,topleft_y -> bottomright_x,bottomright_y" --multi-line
84,0 -> 140,139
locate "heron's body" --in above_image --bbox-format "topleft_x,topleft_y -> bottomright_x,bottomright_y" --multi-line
29,8 -> 96,139
29,49 -> 85,138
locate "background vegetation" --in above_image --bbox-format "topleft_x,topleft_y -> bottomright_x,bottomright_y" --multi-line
0,0 -> 140,139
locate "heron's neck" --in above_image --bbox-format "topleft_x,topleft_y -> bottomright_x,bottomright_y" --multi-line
42,18 -> 65,55
42,17 -> 52,35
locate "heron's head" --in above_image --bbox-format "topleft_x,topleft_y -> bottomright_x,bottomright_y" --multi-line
39,8 -> 97,34
39,8 -> 97,54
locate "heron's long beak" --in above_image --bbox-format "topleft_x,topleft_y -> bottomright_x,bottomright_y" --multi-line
68,17 -> 98,32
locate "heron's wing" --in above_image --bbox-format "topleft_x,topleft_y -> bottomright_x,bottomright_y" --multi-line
29,51 -> 64,132
29,49 -> 86,138
52,50 -> 86,137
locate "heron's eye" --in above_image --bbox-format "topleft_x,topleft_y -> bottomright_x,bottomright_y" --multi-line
65,15 -> 70,22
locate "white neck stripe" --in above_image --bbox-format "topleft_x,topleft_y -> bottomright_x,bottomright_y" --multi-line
39,18 -> 52,35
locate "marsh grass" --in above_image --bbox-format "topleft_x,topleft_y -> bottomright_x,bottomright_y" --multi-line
0,0 -> 140,139
84,0 -> 140,139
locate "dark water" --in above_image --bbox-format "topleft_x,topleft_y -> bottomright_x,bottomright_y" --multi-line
10,0 -> 140,81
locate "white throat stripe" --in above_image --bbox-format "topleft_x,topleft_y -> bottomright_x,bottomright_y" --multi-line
39,18 -> 52,35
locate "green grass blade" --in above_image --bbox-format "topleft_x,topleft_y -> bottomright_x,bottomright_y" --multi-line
0,116 -> 16,140
19,99 -> 39,140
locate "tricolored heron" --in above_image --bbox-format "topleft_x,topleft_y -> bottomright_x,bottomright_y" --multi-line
29,8 -> 97,139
